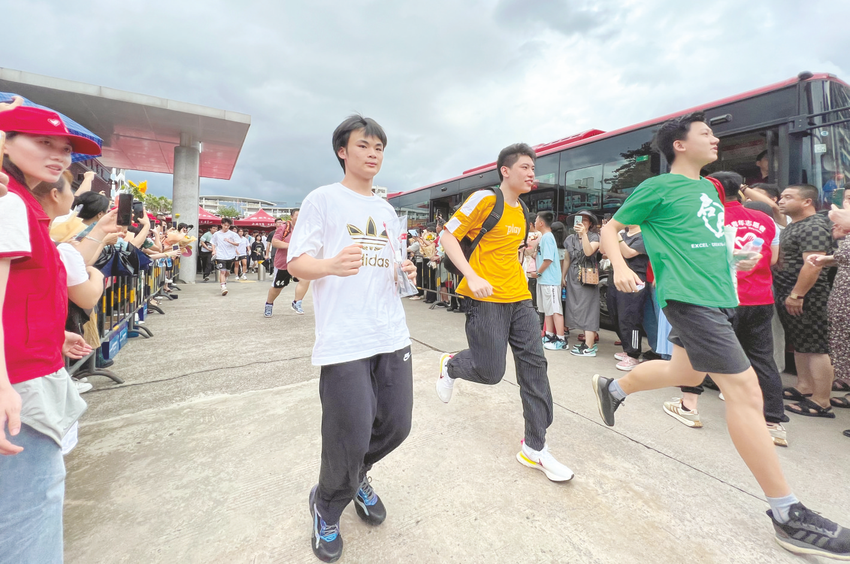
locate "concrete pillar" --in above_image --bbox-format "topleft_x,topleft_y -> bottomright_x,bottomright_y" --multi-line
172,133 -> 201,283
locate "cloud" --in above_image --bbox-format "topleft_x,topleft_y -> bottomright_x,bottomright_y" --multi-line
3,0 -> 850,205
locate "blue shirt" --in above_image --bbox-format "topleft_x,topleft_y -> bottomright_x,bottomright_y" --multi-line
535,231 -> 561,286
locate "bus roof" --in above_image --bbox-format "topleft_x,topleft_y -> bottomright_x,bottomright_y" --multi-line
391,72 -> 844,200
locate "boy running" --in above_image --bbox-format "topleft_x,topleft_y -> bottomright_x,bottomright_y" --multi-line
264,212 -> 296,317
287,115 -> 416,563
210,218 -> 240,295
594,112 -> 849,559
436,143 -> 574,482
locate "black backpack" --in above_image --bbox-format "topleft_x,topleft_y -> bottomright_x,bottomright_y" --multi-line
443,187 -> 529,276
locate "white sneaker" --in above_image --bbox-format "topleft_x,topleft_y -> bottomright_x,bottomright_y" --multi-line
240,274 -> 247,280
767,422 -> 788,447
516,441 -> 574,482
221,285 -> 228,296
662,398 -> 703,428
435,353 -> 454,403
73,380 -> 93,393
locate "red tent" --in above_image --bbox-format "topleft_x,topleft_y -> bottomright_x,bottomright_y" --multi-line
161,206 -> 222,226
235,208 -> 277,227
198,206 -> 222,225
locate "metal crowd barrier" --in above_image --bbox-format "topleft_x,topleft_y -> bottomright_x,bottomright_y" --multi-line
66,256 -> 181,385
413,257 -> 465,308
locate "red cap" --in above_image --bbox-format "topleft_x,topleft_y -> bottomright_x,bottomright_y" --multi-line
0,106 -> 101,156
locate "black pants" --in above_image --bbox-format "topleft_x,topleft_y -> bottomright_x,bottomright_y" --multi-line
200,251 -> 213,278
680,304 -> 787,424
317,346 -> 413,523
414,260 -> 425,297
447,300 -> 553,450
424,266 -> 437,302
608,284 -> 648,358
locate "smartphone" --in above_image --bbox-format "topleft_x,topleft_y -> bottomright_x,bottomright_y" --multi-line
573,215 -> 583,227
117,193 -> 133,226
171,244 -> 180,252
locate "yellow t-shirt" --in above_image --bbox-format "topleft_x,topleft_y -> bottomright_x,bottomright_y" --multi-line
444,190 -> 531,303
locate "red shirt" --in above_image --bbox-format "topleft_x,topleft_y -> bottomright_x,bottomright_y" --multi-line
273,222 -> 293,270
724,201 -> 775,306
3,176 -> 68,384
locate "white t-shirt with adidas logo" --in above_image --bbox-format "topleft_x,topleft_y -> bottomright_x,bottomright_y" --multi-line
288,183 -> 411,366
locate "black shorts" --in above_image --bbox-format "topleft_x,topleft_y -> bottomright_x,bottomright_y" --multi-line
215,259 -> 235,271
273,268 -> 292,288
663,300 -> 751,375
237,255 -> 247,261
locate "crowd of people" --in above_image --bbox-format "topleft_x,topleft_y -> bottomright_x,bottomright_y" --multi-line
3,99 -> 850,563
0,99 -> 191,562
280,113 -> 850,563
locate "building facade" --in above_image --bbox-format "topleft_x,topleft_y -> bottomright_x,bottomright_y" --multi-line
199,195 -> 297,218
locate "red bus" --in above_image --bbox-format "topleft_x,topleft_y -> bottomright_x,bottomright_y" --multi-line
389,71 -> 850,227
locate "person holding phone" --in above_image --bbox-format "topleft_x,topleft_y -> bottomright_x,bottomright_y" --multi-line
1,103 -> 101,563
562,211 -> 601,357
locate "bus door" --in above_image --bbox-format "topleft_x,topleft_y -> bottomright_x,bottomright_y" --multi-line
431,197 -> 453,226
703,127 -> 782,188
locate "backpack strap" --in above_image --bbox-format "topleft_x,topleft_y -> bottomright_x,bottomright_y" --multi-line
517,198 -> 530,251
467,188 -> 504,252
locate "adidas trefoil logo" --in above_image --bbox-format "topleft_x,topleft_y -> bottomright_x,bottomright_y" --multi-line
347,217 -> 389,252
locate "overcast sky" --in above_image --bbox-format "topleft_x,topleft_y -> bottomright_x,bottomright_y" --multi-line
5,0 -> 850,205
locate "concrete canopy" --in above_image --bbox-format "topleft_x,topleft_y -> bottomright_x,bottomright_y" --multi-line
0,68 -> 250,180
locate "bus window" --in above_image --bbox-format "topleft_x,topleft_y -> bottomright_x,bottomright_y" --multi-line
814,81 -> 850,209
562,164 -> 602,214
602,144 -> 655,214
703,129 -> 779,186
534,154 -> 559,190
397,195 -> 430,231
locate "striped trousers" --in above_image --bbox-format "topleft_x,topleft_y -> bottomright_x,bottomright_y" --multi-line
447,299 -> 553,450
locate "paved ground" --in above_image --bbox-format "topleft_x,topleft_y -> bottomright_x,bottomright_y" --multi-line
64,276 -> 850,564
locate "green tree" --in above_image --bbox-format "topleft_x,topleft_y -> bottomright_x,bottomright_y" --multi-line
218,205 -> 240,218
145,195 -> 173,215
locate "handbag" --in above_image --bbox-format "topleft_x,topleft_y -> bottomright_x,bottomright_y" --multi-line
577,254 -> 599,286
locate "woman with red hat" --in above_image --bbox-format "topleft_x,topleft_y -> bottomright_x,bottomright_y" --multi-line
0,101 -> 102,563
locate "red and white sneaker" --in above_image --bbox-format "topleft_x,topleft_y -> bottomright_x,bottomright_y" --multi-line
436,353 -> 454,403
614,352 -> 629,361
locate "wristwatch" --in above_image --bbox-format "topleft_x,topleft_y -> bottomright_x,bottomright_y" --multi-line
789,293 -> 805,300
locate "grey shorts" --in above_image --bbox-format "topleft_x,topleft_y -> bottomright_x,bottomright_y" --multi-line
663,300 -> 751,375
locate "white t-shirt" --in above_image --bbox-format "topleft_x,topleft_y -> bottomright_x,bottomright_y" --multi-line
57,243 -> 89,286
211,230 -> 241,260
0,192 -> 31,259
236,236 -> 249,256
288,183 -> 411,366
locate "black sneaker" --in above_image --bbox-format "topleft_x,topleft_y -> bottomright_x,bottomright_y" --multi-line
768,503 -> 850,559
353,475 -> 386,526
592,374 -> 624,427
309,485 -> 343,563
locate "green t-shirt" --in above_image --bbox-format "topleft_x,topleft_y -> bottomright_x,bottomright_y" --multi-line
613,174 -> 737,309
